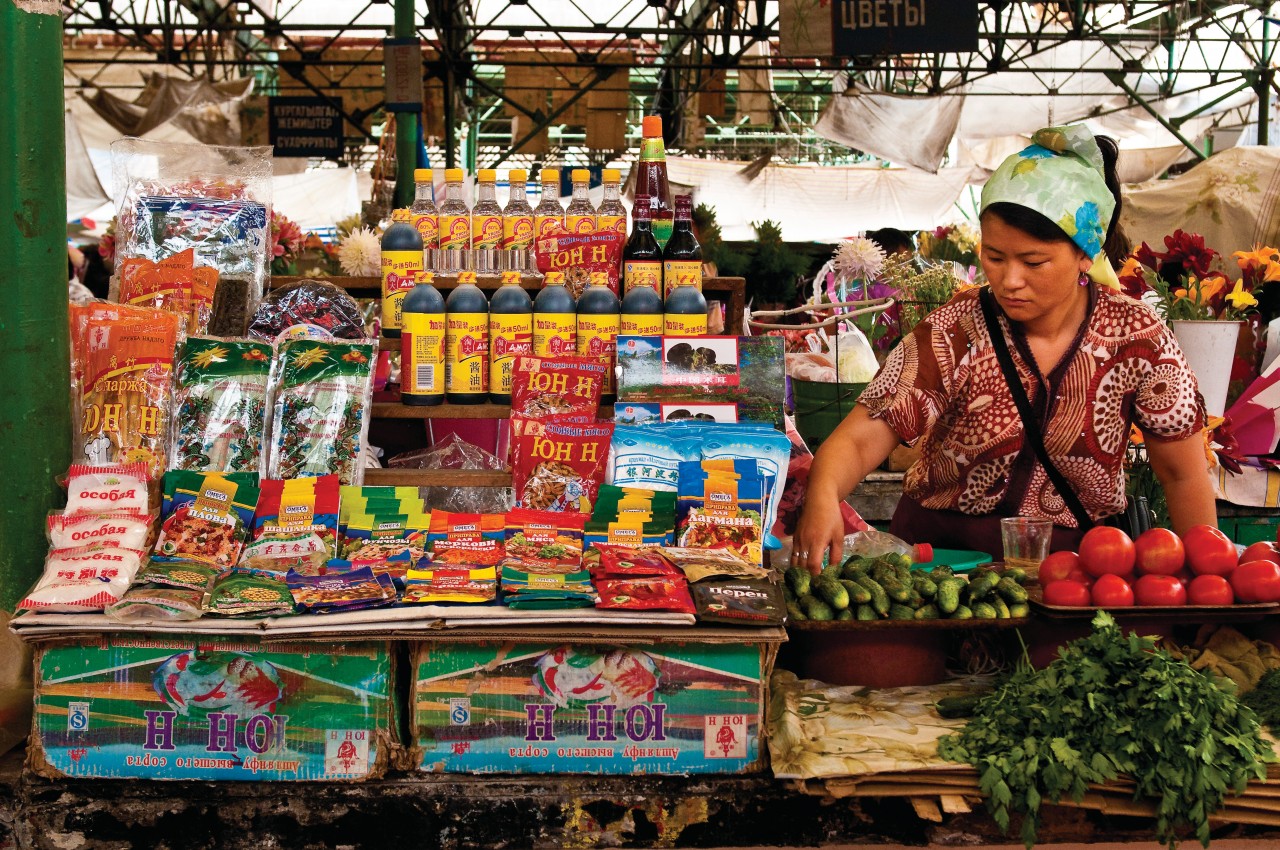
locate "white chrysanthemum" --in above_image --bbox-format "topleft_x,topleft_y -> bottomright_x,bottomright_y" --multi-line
338,227 -> 381,276
832,236 -> 886,285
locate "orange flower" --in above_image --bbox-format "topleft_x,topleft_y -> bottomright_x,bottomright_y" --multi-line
1198,273 -> 1228,302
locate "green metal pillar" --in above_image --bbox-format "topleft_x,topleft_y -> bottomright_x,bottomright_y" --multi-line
394,0 -> 418,207
0,3 -> 70,612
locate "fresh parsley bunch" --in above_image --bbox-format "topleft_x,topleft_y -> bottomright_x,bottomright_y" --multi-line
938,612 -> 1275,848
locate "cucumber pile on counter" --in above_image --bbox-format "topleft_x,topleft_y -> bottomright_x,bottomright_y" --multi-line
783,553 -> 1030,622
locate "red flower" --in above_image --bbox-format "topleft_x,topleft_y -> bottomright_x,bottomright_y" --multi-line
1159,229 -> 1219,278
1134,241 -> 1161,270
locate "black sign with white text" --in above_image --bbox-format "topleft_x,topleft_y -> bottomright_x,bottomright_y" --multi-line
831,0 -> 979,54
268,96 -> 343,159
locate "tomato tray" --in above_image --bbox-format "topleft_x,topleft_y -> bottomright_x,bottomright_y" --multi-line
1028,590 -> 1278,622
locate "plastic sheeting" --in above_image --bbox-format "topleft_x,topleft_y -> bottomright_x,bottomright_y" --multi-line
80,73 -> 253,146
65,109 -> 109,222
814,84 -> 964,174
272,168 -> 362,232
664,156 -> 975,241
1120,146 -> 1280,262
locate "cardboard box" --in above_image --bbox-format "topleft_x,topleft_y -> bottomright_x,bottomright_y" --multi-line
30,634 -> 396,781
413,627 -> 781,775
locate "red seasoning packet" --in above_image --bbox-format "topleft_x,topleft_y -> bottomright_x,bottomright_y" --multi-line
590,544 -> 680,578
510,355 -> 607,418
596,577 -> 695,614
511,417 -> 613,514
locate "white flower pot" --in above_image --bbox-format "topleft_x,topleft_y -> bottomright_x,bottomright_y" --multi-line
1171,320 -> 1242,417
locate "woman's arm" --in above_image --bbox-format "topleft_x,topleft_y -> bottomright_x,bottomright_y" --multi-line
1143,432 -> 1217,533
793,405 -> 903,575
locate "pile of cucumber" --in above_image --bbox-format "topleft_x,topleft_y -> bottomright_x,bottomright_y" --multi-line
783,553 -> 1030,622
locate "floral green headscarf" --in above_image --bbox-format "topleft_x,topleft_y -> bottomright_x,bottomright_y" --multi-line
980,125 -> 1117,263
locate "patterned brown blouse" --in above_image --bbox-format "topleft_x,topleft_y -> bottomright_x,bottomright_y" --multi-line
860,286 -> 1205,527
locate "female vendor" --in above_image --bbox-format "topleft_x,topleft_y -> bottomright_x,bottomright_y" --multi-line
794,125 -> 1216,575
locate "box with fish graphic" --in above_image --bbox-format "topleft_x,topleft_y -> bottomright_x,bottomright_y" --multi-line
29,634 -> 396,781
411,630 -> 781,775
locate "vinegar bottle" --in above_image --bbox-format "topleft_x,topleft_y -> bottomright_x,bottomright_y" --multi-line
662,194 -> 703,299
471,169 -> 503,274
577,271 -> 621,404
502,169 -> 536,272
437,168 -> 471,274
565,169 -> 596,234
623,193 -> 662,294
380,208 -> 423,338
635,116 -> 673,248
489,270 -> 533,404
533,271 -> 577,358
533,168 -> 564,241
596,168 -> 627,237
410,169 -> 439,272
401,270 -> 446,406
445,270 -> 489,404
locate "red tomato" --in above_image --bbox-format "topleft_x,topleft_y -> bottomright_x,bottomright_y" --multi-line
1133,574 -> 1187,606
1187,574 -> 1235,606
1042,580 -> 1092,607
1078,527 -> 1136,578
1183,525 -> 1238,576
1231,560 -> 1280,603
1039,551 -> 1090,585
1134,528 -> 1185,576
1091,574 -> 1135,607
1239,541 -> 1280,568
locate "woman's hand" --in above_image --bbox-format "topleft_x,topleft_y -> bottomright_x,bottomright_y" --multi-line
792,492 -> 845,576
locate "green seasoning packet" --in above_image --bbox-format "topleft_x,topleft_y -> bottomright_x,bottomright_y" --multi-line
170,337 -> 274,473
136,560 -> 222,591
267,340 -> 376,485
207,573 -> 294,617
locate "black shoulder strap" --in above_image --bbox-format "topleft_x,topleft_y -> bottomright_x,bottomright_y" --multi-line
978,288 -> 1094,530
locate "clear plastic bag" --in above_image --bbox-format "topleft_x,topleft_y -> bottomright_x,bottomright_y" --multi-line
843,529 -> 930,563
388,435 -> 514,514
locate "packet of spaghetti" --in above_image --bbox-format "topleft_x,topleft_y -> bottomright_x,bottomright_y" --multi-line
510,418 -> 613,514
510,355 -> 607,418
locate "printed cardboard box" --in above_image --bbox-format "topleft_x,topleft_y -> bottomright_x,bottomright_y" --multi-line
413,634 -> 778,775
30,634 -> 395,781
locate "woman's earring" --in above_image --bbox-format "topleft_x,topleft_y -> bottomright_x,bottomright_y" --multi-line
1078,271 -> 1090,287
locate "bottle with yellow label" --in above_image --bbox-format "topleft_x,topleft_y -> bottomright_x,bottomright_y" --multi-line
577,271 -> 621,404
438,168 -> 471,274
620,282 -> 663,337
596,168 -> 626,237
502,169 -> 536,272
533,271 -> 577,357
565,168 -> 596,234
380,208 -> 423,338
401,270 -> 446,406
410,168 -> 439,271
664,277 -> 708,337
471,169 -> 503,274
533,168 -> 564,240
662,194 -> 703,299
623,193 -> 662,294
489,270 -> 533,404
445,270 -> 489,404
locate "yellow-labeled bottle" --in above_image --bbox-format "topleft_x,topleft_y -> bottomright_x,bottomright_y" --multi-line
445,270 -> 489,403
661,194 -> 703,299
438,168 -> 471,274
597,168 -> 627,236
623,194 -> 662,294
577,271 -> 621,403
380,207 -> 423,338
401,270 -> 446,406
502,169 -> 536,271
410,168 -> 439,271
533,168 -> 564,240
471,168 -> 503,274
664,278 -> 708,337
620,283 -> 663,337
533,271 -> 577,357
489,270 -> 533,404
565,168 -> 596,234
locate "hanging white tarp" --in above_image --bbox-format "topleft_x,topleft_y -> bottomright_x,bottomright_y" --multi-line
65,109 -> 109,222
814,82 -> 965,174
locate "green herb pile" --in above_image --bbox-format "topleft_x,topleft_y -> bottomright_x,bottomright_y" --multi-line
937,612 -> 1274,848
1242,668 -> 1280,735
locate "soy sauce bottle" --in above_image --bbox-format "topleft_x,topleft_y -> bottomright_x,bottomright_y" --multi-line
489,270 -> 533,404
620,282 -> 663,338
380,209 -> 423,338
533,271 -> 577,357
662,194 -> 702,299
623,194 -> 662,295
577,271 -> 621,404
445,270 -> 489,404
663,277 -> 708,337
401,270 -> 446,406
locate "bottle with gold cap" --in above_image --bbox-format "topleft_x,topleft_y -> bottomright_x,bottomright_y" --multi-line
471,169 -> 503,274
533,168 -> 564,240
380,208 -> 423,339
445,270 -> 489,404
533,271 -> 576,358
438,168 -> 471,274
502,169 -> 536,272
577,271 -> 621,404
401,270 -> 446,406
410,168 -> 439,271
596,168 -> 626,237
489,270 -> 533,404
565,168 -> 596,234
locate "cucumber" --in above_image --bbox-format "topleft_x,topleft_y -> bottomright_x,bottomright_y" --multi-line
836,607 -> 854,621
990,595 -> 1011,619
801,594 -> 834,621
855,604 -> 878,621
931,564 -> 954,578
996,576 -> 1029,604
889,603 -> 916,620
936,577 -> 965,615
855,575 -> 891,617
839,578 -> 872,605
967,570 -> 1000,600
1009,602 -> 1030,619
786,601 -> 806,622
913,575 -> 938,599
785,567 -> 811,598
842,560 -> 868,581
935,694 -> 984,719
951,604 -> 974,620
880,577 -> 912,604
914,603 -> 940,620
1002,566 -> 1028,585
972,601 -> 999,619
813,574 -> 851,611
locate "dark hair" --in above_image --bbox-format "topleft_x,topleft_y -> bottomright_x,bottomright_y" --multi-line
867,227 -> 914,255
983,134 -> 1127,260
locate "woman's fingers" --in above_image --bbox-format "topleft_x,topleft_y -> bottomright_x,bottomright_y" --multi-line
828,527 -> 846,572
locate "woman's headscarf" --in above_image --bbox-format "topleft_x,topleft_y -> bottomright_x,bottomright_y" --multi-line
981,125 -> 1119,287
